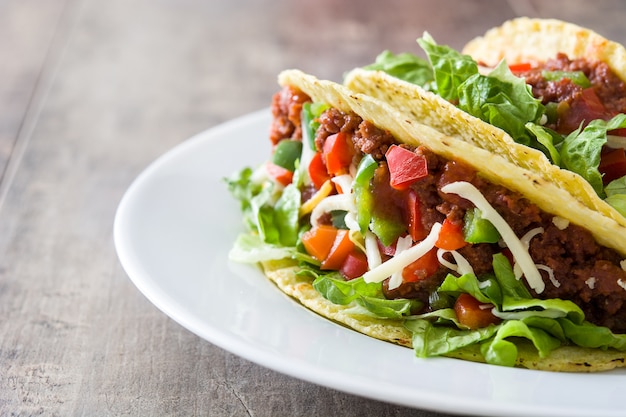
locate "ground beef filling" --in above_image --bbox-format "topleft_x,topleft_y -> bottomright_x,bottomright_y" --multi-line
315,107 -> 626,333
518,53 -> 626,133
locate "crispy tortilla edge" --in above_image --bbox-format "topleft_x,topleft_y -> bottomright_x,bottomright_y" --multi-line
261,260 -> 626,372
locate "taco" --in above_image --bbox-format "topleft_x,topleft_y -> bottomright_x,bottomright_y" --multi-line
227,62 -> 626,371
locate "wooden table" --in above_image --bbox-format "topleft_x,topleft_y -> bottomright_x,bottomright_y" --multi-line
2,1 -> 625,415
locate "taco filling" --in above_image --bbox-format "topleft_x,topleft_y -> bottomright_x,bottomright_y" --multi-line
227,70 -> 626,371
345,26 -> 626,218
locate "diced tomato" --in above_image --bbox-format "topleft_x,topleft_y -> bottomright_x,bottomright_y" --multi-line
385,145 -> 428,190
609,128 -> 626,137
377,239 -> 397,257
266,162 -> 293,186
402,248 -> 439,283
557,88 -> 609,134
454,293 -> 501,330
323,132 -> 354,176
321,229 -> 355,270
508,62 -> 532,73
308,151 -> 330,189
405,190 -> 427,242
340,250 -> 369,280
301,225 -> 338,261
600,147 -> 626,184
435,218 -> 467,251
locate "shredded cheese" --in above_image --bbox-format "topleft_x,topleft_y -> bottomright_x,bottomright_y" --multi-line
621,260 -> 626,272
514,227 -> 544,280
310,193 -> 355,226
436,249 -> 475,276
551,216 -> 569,230
363,223 -> 442,286
364,231 -> 382,270
332,174 -> 354,194
441,181 -> 545,294
618,279 -> 626,292
388,235 -> 413,290
585,277 -> 596,290
537,264 -> 559,288
300,180 -> 333,217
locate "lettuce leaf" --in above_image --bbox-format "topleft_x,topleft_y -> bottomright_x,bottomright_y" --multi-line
417,33 -> 478,101
311,272 -> 422,319
458,61 -> 545,146
363,50 -> 434,88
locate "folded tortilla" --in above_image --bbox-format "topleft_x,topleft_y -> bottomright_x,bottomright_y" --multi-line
260,68 -> 626,372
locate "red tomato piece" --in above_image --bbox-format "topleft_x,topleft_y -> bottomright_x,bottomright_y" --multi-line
340,250 -> 369,280
454,293 -> 501,330
385,145 -> 428,190
323,132 -> 354,176
557,88 -> 608,134
402,248 -> 439,283
435,218 -> 467,251
321,230 -> 355,270
308,151 -> 330,189
406,190 -> 427,242
508,62 -> 532,73
266,162 -> 293,186
599,147 -> 626,185
301,225 -> 338,261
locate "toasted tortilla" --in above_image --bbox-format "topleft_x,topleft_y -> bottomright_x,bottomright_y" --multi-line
262,259 -> 626,372
462,17 -> 626,81
269,69 -> 626,371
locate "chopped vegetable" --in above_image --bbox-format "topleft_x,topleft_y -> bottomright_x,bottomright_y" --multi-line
435,218 -> 467,251
354,155 -> 378,233
301,225 -> 338,261
599,148 -> 626,185
323,132 -> 354,176
340,250 -> 369,280
402,248 -> 439,283
272,139 -> 303,172
406,190 -> 427,241
308,152 -> 330,189
322,229 -> 355,270
266,162 -> 293,186
454,293 -> 501,329
463,207 -> 501,244
385,145 -> 428,190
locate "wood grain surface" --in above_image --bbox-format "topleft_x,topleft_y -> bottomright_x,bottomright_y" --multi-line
1,1 -> 626,416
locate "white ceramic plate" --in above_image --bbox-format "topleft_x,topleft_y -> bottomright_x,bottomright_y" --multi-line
114,109 -> 626,417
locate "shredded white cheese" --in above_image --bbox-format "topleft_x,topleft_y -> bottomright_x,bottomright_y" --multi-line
364,231 -> 382,270
363,223 -> 442,286
441,181 -> 545,294
618,279 -> 626,292
436,249 -> 475,276
332,174 -> 354,194
621,260 -> 626,272
388,235 -> 413,290
310,193 -> 355,227
537,264 -> 560,288
551,216 -> 570,230
514,227 -> 544,280
585,277 -> 596,290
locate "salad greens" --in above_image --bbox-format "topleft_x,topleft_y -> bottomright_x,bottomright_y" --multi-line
364,34 -> 626,216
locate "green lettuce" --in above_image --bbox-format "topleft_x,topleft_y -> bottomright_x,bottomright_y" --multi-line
363,50 -> 434,89
310,271 -> 422,319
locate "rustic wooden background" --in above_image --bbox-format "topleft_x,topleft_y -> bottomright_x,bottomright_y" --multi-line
2,0 -> 626,416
